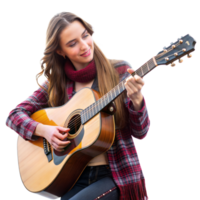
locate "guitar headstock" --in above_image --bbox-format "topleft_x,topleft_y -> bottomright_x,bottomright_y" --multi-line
155,34 -> 196,66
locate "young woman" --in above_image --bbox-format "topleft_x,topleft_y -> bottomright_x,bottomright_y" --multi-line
6,12 -> 150,200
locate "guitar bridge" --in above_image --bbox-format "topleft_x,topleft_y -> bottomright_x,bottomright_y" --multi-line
43,138 -> 52,162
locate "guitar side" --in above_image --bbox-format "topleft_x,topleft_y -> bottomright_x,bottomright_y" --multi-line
17,88 -> 115,198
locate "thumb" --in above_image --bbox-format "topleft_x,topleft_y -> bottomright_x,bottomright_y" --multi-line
127,68 -> 135,74
56,126 -> 70,133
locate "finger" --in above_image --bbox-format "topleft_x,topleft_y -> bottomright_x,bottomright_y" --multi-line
127,68 -> 144,82
56,126 -> 70,133
134,75 -> 144,85
126,76 -> 144,89
52,141 -> 71,150
51,142 -> 65,152
125,83 -> 134,98
129,80 -> 143,92
52,143 -> 70,151
54,137 -> 71,147
56,126 -> 70,140
126,80 -> 138,93
127,68 -> 135,74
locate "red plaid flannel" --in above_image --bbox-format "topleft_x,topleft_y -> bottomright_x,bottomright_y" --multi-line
6,60 -> 150,200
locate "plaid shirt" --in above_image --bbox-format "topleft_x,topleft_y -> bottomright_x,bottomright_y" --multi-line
6,60 -> 150,200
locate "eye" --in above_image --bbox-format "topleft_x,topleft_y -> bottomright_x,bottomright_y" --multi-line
83,34 -> 89,38
69,42 -> 76,47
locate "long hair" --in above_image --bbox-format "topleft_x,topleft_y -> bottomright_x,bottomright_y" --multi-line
37,12 -> 128,128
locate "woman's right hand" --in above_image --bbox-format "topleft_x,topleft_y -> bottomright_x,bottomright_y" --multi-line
35,124 -> 71,152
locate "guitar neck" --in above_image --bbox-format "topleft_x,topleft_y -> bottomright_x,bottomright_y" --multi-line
81,57 -> 157,124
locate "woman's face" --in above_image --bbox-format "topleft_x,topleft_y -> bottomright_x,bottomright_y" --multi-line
57,20 -> 94,70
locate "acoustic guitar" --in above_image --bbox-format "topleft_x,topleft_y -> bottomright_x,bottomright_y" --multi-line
17,34 -> 196,198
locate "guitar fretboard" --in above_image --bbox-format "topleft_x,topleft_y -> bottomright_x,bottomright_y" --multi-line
81,57 -> 157,124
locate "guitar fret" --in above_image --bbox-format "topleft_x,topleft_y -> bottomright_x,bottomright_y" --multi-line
105,96 -> 107,107
94,104 -> 97,115
147,62 -> 150,71
117,85 -> 120,94
136,68 -> 141,77
85,108 -> 88,120
105,94 -> 108,105
89,106 -> 92,118
85,109 -> 87,121
90,106 -> 93,117
114,88 -> 116,98
121,82 -> 125,90
141,66 -> 144,76
102,98 -> 104,109
92,105 -> 94,116
88,106 -> 91,118
98,100 -> 101,111
84,111 -> 86,123
81,112 -> 84,124
87,107 -> 89,119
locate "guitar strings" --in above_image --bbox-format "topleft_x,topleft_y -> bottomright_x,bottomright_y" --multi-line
67,52 -> 181,129
67,42 -> 185,129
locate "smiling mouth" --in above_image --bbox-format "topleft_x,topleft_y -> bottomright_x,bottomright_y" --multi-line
80,49 -> 90,56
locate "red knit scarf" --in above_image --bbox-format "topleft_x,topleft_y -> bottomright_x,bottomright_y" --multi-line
64,59 -> 97,83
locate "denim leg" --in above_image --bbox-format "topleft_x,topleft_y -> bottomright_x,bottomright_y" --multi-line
69,176 -> 119,200
61,165 -> 119,200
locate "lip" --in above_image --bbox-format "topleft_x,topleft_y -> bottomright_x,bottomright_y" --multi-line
80,49 -> 91,57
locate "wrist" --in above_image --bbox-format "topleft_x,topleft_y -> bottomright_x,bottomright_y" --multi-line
130,94 -> 143,111
35,123 -> 46,138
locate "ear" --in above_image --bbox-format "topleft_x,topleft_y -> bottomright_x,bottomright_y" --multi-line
56,49 -> 65,58
56,49 -> 65,59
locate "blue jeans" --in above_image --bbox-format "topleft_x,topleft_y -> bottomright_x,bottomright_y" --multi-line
61,165 -> 119,200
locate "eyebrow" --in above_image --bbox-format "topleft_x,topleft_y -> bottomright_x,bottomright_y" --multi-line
66,29 -> 87,45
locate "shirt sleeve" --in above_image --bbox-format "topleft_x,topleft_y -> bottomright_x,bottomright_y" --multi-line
125,97 -> 150,139
115,61 -> 150,139
6,81 -> 49,140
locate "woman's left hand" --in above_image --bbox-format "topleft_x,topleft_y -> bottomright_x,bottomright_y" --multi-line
124,68 -> 144,111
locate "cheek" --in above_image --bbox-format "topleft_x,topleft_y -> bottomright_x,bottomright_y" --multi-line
66,47 -> 79,58
87,36 -> 93,48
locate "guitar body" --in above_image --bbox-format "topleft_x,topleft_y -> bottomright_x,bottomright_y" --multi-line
17,88 -> 115,198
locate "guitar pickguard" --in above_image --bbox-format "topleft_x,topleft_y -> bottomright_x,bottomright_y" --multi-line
53,109 -> 85,165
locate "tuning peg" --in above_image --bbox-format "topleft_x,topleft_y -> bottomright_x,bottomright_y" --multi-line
165,57 -> 169,61
169,62 -> 177,68
189,53 -> 194,58
182,48 -> 186,52
174,53 -> 178,56
186,53 -> 194,59
172,45 -> 176,49
178,58 -> 185,64
179,40 -> 183,44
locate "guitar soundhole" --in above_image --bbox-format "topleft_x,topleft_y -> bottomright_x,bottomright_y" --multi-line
68,114 -> 81,135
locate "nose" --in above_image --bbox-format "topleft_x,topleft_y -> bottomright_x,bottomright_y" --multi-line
80,39 -> 88,51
